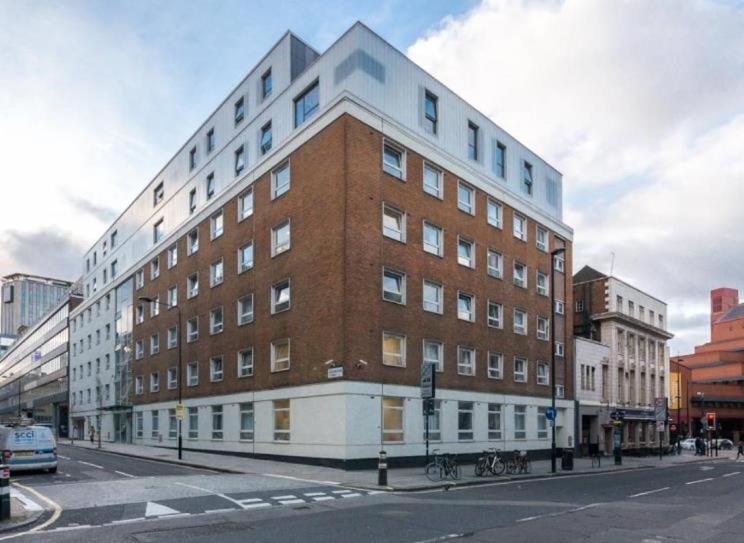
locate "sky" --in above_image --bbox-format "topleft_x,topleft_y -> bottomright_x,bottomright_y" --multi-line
1,0 -> 742,354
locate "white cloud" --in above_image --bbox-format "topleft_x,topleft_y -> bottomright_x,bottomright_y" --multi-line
408,0 -> 744,353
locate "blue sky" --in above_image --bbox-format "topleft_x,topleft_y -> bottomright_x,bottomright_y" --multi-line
1,0 -> 743,354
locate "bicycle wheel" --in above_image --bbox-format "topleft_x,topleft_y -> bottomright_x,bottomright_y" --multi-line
506,460 -> 517,475
450,460 -> 461,480
492,457 -> 506,475
425,462 -> 442,482
474,457 -> 487,477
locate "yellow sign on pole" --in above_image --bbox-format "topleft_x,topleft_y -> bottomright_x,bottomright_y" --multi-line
175,403 -> 185,420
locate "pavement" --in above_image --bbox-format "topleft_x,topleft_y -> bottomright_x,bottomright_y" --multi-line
8,448 -> 744,542
56,438 -> 731,490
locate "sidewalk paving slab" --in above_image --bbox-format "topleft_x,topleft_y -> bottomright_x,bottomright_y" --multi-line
59,439 -> 733,492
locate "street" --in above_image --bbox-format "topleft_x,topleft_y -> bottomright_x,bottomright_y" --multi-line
6,446 -> 744,542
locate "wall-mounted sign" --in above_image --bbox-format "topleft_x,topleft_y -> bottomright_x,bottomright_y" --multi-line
327,366 -> 343,379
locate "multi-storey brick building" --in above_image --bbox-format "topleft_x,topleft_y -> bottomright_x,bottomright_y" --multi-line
69,23 -> 575,466
574,266 -> 673,454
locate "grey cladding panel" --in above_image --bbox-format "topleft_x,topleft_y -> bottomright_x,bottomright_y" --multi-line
290,35 -> 320,81
334,49 -> 385,85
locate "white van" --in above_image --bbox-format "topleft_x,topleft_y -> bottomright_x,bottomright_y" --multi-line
0,425 -> 58,472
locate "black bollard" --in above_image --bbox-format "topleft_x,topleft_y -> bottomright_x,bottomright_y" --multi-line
378,450 -> 388,486
0,464 -> 10,521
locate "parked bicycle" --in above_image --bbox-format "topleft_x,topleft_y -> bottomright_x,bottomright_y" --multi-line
425,449 -> 461,481
474,448 -> 506,477
506,449 -> 531,474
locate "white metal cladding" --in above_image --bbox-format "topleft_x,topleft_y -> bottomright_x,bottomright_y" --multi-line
77,22 -> 567,316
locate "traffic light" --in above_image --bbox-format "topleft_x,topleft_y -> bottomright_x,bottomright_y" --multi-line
706,412 -> 716,430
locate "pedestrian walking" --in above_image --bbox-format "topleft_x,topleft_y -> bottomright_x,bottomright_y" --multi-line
737,441 -> 744,460
89,425 -> 95,444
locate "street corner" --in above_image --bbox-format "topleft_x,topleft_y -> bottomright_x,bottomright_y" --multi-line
0,486 -> 51,536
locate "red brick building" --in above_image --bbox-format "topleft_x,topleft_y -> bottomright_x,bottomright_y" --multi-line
673,288 -> 744,441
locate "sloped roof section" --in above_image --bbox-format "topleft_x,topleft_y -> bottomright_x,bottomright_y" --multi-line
718,304 -> 744,323
573,265 -> 607,284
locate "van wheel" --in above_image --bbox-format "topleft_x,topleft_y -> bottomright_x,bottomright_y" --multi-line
48,467 -> 57,474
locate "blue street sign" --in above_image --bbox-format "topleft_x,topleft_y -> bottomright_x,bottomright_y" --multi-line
545,407 -> 556,421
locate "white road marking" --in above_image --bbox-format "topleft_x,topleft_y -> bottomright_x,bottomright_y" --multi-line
238,498 -> 264,504
145,502 -> 180,517
57,455 -> 70,460
78,461 -> 103,469
271,495 -> 297,500
340,493 -> 362,498
629,487 -> 670,498
304,492 -> 327,497
313,496 -> 335,502
278,499 -> 306,505
173,482 -> 247,510
517,503 -> 601,523
115,470 -> 136,478
723,472 -> 740,477
204,508 -> 236,514
10,488 -> 43,511
410,534 -> 467,543
242,502 -> 271,509
685,478 -> 714,485
110,517 -> 145,525
332,490 -> 352,494
700,466 -> 715,471
47,525 -> 92,532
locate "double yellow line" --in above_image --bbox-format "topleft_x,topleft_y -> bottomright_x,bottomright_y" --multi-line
0,482 -> 62,540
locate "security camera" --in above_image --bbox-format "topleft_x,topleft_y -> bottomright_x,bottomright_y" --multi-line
356,359 -> 368,368
325,359 -> 336,367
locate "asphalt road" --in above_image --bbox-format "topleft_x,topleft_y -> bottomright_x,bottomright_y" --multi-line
9,450 -> 744,542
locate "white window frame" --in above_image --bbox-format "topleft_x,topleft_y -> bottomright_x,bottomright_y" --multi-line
271,219 -> 291,256
457,236 -> 475,269
514,357 -> 528,383
238,241 -> 254,273
537,271 -> 549,297
186,318 -> 198,343
167,245 -> 178,269
537,316 -> 549,341
210,209 -> 224,240
382,332 -> 406,367
537,362 -> 550,386
488,352 -> 503,379
457,345 -> 475,376
210,258 -> 224,287
487,198 -> 503,229
536,225 -> 548,252
382,140 -> 405,180
513,308 -> 527,335
487,249 -> 503,279
422,280 -> 443,314
555,299 -> 566,315
150,372 -> 159,393
273,400 -> 291,442
209,306 -> 224,335
457,291 -> 475,322
238,348 -> 254,378
167,367 -> 177,389
382,397 -> 404,442
382,268 -> 406,305
238,188 -> 254,221
423,339 -> 443,373
210,356 -> 224,382
422,221 -> 443,257
382,203 -> 406,242
271,279 -> 291,314
187,272 -> 199,299
237,294 -> 254,325
555,341 -> 565,357
272,161 -> 291,199
187,361 -> 199,386
187,228 -> 199,255
271,338 -> 291,372
487,300 -> 503,328
457,181 -> 475,215
513,213 -> 527,241
423,162 -> 443,199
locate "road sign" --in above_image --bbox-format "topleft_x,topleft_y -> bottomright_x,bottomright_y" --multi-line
545,407 -> 556,421
656,420 -> 665,432
610,410 -> 625,421
175,403 -> 184,420
421,362 -> 436,399
654,397 -> 667,422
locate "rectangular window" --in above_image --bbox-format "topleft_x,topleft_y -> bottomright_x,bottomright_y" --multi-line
487,300 -> 503,328
382,398 -> 404,442
537,407 -> 548,439
111,230 -> 118,247
211,405 -> 223,440
153,219 -> 164,244
237,294 -> 254,325
422,280 -> 443,314
457,236 -> 474,268
494,141 -> 506,178
187,228 -> 199,255
423,163 -> 442,198
168,409 -> 177,439
514,406 -> 526,439
536,226 -> 548,252
458,401 -> 474,440
186,317 -> 198,343
135,376 -> 143,395
555,299 -> 565,315
261,69 -> 272,98
206,128 -> 215,153
187,272 -> 199,299
238,348 -> 254,377
150,296 -> 160,317
424,90 -> 438,134
167,245 -> 178,269
234,96 -> 245,124
423,221 -> 443,256
153,182 -> 164,206
272,220 -> 291,256
487,198 -> 502,228
111,260 -> 118,278
457,291 -> 475,322
537,362 -> 549,386
488,352 -> 503,379
457,181 -> 474,214
151,411 -> 159,439
210,259 -> 224,287
488,404 -> 502,440
521,161 -> 533,195
423,340 -> 443,372
149,258 -> 160,281
555,341 -> 565,357
210,356 -> 224,382
206,172 -> 215,199
382,268 -> 405,304
382,204 -> 405,242
150,333 -> 160,355
210,210 -> 224,240
135,340 -> 144,360
537,316 -> 549,341
457,345 -> 475,376
234,145 -> 245,176
513,213 -> 527,241
238,242 -> 254,273
260,121 -> 272,155
271,338 -> 291,372
189,188 -> 197,214
135,412 -> 143,438
167,367 -> 177,389
240,403 -> 254,440
467,122 -> 479,160
382,141 -> 404,179
514,357 -> 527,383
150,372 -> 159,393
187,361 -> 198,386
274,400 -> 291,442
513,309 -> 527,335
189,146 -> 197,170
271,279 -> 291,313
382,332 -> 406,367
487,249 -> 503,278
187,407 -> 198,439
272,161 -> 290,199
239,188 -> 253,220
294,81 -> 319,127
513,261 -> 527,288
537,271 -> 549,296
167,285 -> 177,307
209,306 -> 224,335
554,253 -> 565,273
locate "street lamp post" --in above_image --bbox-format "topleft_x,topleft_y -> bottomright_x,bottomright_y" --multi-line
550,247 -> 566,474
139,297 -> 183,460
